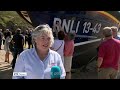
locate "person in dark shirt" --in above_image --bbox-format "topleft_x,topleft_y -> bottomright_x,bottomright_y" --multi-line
24,30 -> 29,48
0,29 -> 3,50
11,28 -> 24,69
27,29 -> 33,49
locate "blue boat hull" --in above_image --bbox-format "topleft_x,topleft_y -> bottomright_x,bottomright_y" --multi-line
17,11 -> 120,68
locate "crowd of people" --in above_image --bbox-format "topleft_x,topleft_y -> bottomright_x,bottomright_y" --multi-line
0,24 -> 75,79
97,26 -> 120,79
1,23 -> 120,79
0,28 -> 33,68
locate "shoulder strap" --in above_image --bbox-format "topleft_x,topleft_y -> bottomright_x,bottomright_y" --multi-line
55,41 -> 63,51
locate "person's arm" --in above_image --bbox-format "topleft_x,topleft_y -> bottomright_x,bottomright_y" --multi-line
12,35 -> 15,44
97,43 -> 105,71
97,57 -> 103,71
12,54 -> 25,79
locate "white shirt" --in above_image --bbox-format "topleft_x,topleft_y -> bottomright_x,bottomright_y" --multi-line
12,48 -> 66,79
52,39 -> 64,64
4,36 -> 11,52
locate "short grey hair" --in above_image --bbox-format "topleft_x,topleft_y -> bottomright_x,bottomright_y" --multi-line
103,27 -> 112,37
111,26 -> 118,32
32,24 -> 54,47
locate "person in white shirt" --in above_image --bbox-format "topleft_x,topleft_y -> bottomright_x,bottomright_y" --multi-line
4,31 -> 12,63
51,31 -> 65,64
12,24 -> 66,79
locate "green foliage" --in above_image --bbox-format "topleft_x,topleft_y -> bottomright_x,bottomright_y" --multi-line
0,11 -> 33,32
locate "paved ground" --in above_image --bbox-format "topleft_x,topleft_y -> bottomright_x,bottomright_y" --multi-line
71,60 -> 97,79
0,45 -> 13,79
0,45 -> 97,79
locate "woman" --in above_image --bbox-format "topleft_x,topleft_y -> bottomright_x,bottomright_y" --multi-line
12,24 -> 66,79
51,30 -> 65,64
64,32 -> 75,79
4,31 -> 12,63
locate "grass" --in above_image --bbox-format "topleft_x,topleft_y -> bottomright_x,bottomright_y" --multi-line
0,11 -> 32,29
